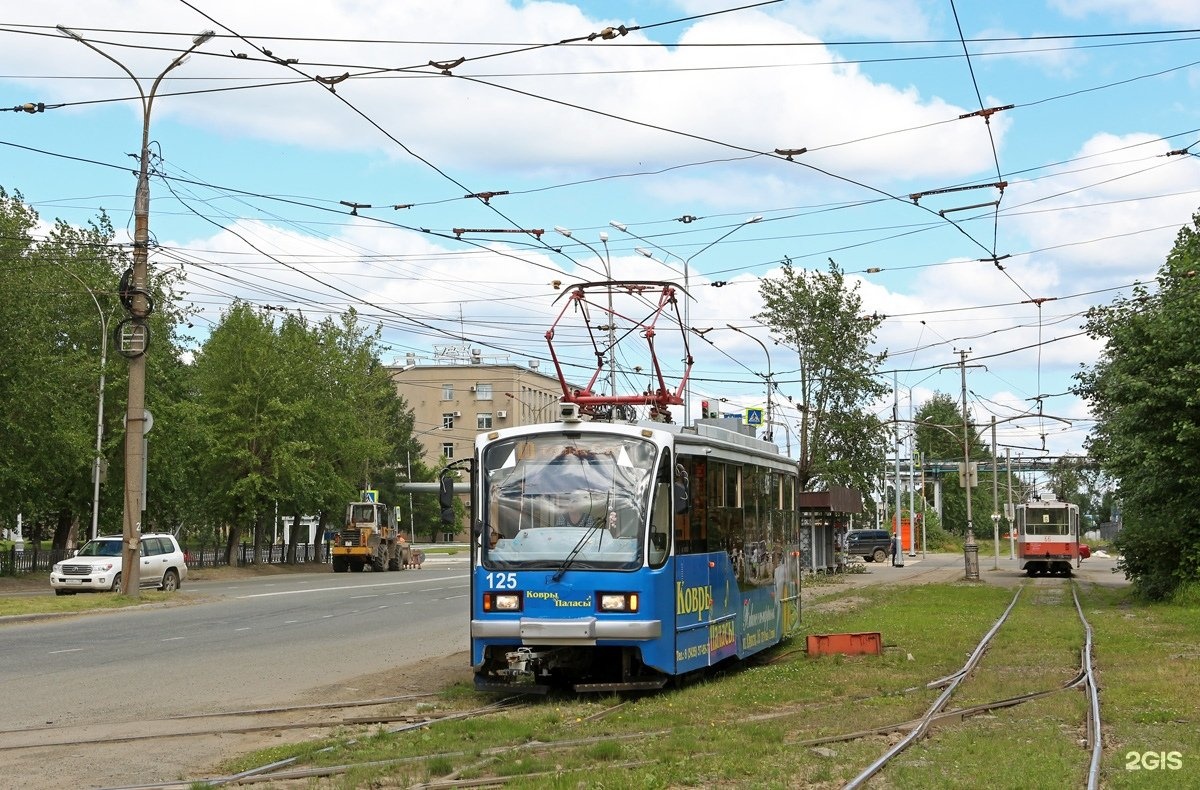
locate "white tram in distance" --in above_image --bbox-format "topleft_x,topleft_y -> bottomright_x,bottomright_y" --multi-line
1015,495 -> 1087,577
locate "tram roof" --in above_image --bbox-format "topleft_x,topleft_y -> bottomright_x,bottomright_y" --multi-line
478,416 -> 791,470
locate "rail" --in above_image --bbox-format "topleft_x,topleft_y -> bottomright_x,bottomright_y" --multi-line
842,581 -> 1102,789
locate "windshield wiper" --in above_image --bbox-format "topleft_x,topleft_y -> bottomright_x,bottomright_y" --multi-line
550,516 -> 607,583
550,495 -> 614,582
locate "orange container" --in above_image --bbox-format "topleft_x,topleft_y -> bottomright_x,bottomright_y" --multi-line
806,632 -> 883,657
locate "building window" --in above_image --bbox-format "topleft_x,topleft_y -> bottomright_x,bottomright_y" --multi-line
475,383 -> 493,400
477,413 -> 493,430
441,383 -> 453,400
442,442 -> 454,459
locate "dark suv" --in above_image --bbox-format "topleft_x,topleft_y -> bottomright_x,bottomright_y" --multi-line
846,529 -> 894,563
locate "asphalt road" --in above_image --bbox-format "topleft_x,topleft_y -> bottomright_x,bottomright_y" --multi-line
0,556 -> 471,732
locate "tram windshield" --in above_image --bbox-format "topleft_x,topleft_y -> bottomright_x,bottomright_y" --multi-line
1024,506 -> 1073,536
480,433 -> 658,571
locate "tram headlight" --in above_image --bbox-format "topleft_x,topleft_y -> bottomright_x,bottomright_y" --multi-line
599,592 -> 639,613
483,592 -> 523,612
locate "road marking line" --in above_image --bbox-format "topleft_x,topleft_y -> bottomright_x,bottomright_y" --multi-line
161,637 -> 185,642
235,573 -> 468,599
49,648 -> 83,654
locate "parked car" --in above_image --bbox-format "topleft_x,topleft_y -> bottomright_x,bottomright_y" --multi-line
50,533 -> 188,595
846,529 -> 894,563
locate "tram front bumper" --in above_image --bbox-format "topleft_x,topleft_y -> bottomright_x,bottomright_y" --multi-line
471,617 -> 661,644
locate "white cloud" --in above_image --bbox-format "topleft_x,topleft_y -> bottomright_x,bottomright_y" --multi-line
1005,132 -> 1200,283
1051,0 -> 1200,25
11,1 -> 987,184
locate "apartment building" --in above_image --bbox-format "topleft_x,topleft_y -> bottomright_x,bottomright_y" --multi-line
386,349 -> 566,470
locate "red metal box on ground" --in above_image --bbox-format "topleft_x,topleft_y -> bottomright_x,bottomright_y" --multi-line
806,631 -> 883,656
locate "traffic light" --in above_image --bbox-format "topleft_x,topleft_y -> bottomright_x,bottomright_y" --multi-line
438,473 -> 456,524
700,400 -> 718,419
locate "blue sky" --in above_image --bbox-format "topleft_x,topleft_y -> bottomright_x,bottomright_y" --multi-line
3,0 -> 1200,469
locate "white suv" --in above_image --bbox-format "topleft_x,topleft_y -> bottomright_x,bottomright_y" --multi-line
50,534 -> 188,595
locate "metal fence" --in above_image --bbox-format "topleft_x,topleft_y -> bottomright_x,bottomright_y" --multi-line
2,543 -> 330,576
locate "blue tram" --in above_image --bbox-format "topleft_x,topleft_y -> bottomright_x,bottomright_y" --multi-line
469,403 -> 801,693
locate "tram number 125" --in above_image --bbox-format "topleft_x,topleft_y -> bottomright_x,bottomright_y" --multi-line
486,572 -> 517,589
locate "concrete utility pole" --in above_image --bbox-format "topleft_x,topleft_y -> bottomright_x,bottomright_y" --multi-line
893,372 -> 904,566
992,416 -> 1000,570
59,26 -> 214,596
1006,448 -> 1015,559
957,349 -> 979,580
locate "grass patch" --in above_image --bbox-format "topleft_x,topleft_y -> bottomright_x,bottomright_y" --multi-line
0,589 -> 176,617
203,581 -> 1200,787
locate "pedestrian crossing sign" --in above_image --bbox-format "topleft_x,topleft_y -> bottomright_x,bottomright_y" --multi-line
745,408 -> 763,426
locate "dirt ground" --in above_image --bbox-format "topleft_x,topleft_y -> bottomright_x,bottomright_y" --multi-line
3,649 -> 473,790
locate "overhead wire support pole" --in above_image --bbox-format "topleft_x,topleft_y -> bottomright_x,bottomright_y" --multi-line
611,216 -> 762,426
58,25 -> 215,597
992,416 -> 1001,571
957,348 -> 979,580
894,372 -> 903,567
908,387 -> 916,557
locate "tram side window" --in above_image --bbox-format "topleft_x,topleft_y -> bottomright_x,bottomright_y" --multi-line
706,461 -> 744,558
739,465 -> 774,587
675,456 -> 706,554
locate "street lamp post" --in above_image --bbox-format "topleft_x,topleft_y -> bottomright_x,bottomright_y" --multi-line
725,323 -> 773,439
55,264 -> 108,541
554,226 -> 616,399
58,25 -> 215,596
611,216 -> 762,426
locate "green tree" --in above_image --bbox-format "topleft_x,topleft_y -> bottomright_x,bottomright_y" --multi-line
757,260 -> 888,495
912,392 -> 996,536
1044,456 -> 1108,530
308,311 -> 409,542
188,303 -> 414,564
0,189 -> 131,550
190,302 -> 281,564
1074,210 -> 1200,600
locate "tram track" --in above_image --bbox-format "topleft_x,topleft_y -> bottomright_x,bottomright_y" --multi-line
840,579 -> 1103,789
86,697 -> 529,790
0,693 -> 444,751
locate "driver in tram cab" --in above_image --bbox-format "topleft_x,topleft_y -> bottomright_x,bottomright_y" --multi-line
554,494 -> 598,529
